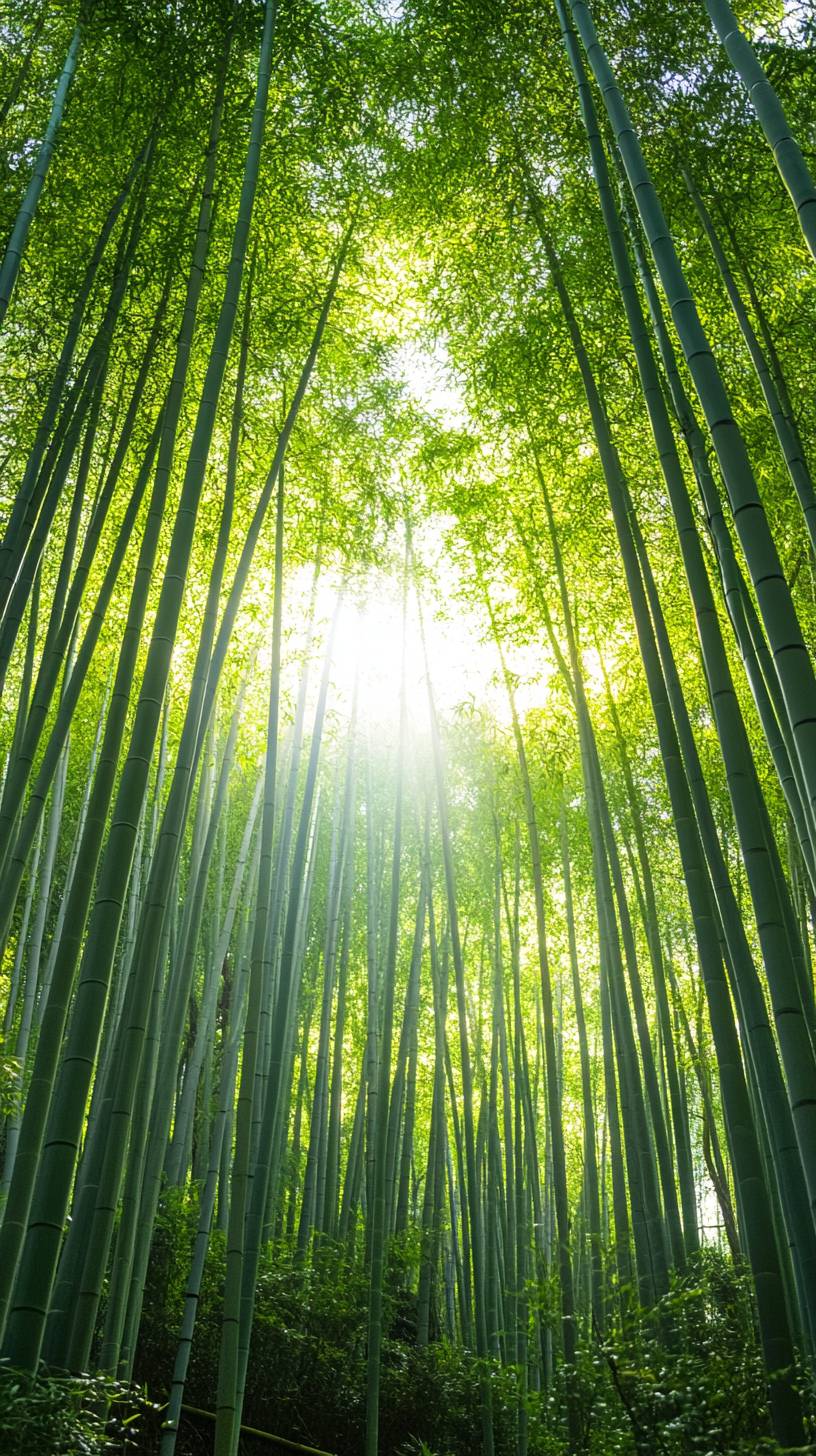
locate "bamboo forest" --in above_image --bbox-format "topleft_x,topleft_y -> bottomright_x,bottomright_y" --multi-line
3,1 -> 816,1453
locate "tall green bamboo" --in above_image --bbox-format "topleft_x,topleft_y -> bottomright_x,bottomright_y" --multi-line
0,0 -> 275,1367
568,0 -> 816,841
700,0 -> 816,261
0,22 -> 81,324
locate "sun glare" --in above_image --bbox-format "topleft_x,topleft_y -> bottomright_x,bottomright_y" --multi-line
268,333 -> 554,735
286,563 -> 556,736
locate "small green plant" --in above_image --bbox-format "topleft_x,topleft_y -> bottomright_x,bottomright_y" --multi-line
0,1362 -> 158,1455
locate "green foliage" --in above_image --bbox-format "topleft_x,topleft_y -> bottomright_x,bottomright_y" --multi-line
0,1362 -> 157,1456
130,1205 -> 803,1456
582,1252 -> 788,1456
